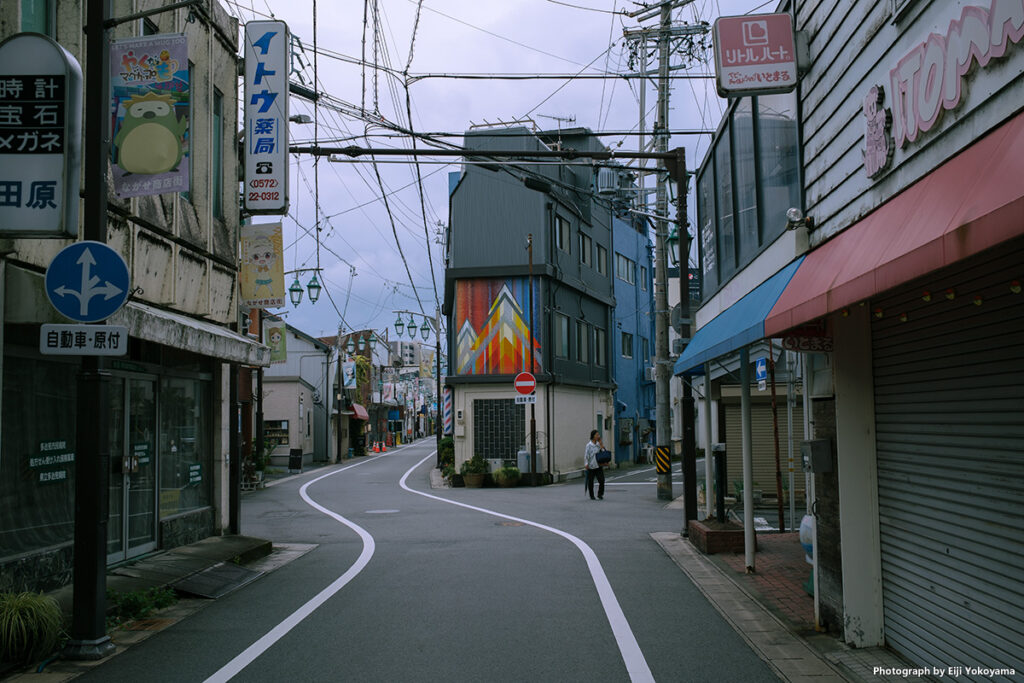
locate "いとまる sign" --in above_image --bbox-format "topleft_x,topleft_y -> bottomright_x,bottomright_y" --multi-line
713,13 -> 798,97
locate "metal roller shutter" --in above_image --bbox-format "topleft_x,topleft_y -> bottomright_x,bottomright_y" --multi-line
724,399 -> 806,501
872,241 -> 1024,680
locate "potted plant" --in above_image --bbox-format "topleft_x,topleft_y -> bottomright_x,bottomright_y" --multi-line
493,465 -> 520,487
459,454 -> 488,487
0,592 -> 64,666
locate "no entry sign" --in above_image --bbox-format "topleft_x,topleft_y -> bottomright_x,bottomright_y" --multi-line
514,372 -> 536,395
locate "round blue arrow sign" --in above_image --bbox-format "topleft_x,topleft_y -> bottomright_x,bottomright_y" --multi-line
45,241 -> 130,323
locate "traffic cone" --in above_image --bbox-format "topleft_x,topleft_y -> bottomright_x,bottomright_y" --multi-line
372,442 -> 379,453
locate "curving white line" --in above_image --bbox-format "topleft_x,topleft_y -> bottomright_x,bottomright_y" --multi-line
204,457 -> 382,683
399,453 -> 655,683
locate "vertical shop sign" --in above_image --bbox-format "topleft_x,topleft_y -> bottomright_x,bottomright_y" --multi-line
240,222 -> 285,308
244,21 -> 289,215
713,13 -> 797,97
110,34 -> 189,198
265,320 -> 287,364
0,33 -> 82,237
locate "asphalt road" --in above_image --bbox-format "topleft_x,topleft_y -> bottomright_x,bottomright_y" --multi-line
79,440 -> 779,682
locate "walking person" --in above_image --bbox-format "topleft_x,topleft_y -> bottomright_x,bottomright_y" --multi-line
584,429 -> 606,500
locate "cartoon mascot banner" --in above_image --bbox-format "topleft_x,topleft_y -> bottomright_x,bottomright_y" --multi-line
110,34 -> 189,198
240,222 -> 285,309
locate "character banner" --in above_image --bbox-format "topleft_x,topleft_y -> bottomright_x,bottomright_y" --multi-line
264,321 -> 286,364
110,34 -> 189,198
240,222 -> 285,308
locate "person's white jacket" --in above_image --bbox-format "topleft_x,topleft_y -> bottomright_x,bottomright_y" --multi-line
584,440 -> 601,469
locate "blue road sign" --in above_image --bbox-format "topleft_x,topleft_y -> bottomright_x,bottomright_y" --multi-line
45,241 -> 130,322
755,356 -> 768,382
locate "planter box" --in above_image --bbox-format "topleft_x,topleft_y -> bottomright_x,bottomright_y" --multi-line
688,518 -> 751,555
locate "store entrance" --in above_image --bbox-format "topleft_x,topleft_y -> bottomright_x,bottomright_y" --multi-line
107,376 -> 158,563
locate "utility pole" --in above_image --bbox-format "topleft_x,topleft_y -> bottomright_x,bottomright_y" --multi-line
653,2 -> 674,500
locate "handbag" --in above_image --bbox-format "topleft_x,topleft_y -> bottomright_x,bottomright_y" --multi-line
596,449 -> 612,465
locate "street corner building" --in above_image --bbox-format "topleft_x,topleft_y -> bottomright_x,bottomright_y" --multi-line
0,1 -> 269,593
678,0 -> 1024,679
443,126 -> 660,481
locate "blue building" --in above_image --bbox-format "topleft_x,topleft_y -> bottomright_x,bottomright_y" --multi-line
611,214 -> 656,463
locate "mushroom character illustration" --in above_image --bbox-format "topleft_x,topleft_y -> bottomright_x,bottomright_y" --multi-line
114,92 -> 187,175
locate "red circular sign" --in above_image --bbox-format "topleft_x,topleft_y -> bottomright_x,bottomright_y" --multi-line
514,372 -> 536,395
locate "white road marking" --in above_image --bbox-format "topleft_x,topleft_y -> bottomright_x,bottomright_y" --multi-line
399,452 -> 655,683
204,456 -> 383,683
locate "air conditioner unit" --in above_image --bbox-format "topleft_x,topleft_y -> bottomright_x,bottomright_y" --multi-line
596,167 -> 619,195
645,366 -> 656,382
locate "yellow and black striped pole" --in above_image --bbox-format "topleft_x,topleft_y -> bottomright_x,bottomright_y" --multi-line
656,445 -> 672,500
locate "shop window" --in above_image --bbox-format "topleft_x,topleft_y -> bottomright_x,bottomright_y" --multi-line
0,355 -> 78,559
159,377 -> 210,517
265,420 -> 289,446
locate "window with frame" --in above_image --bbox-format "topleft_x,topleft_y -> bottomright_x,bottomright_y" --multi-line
595,328 -> 607,367
616,253 -> 636,284
21,0 -> 55,36
212,89 -> 223,219
180,62 -> 195,202
579,233 -> 592,266
641,337 -> 650,364
575,320 -> 590,363
555,215 -> 570,253
553,312 -> 569,358
640,265 -> 648,291
621,332 -> 633,358
596,244 -> 608,275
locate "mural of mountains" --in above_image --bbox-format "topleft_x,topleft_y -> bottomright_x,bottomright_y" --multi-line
455,279 -> 542,375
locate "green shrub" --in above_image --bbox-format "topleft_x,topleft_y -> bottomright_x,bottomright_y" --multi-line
493,465 -> 520,485
0,592 -> 64,665
438,437 -> 455,467
459,454 -> 489,475
107,586 -> 178,624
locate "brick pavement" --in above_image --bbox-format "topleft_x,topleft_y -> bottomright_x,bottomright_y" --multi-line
713,531 -> 816,632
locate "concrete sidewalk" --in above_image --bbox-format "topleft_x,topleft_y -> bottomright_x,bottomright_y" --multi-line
652,530 -> 930,683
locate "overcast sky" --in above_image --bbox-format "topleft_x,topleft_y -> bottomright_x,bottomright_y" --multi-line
225,0 -> 773,342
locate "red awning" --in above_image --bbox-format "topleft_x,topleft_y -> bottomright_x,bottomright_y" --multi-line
350,403 -> 369,421
765,109 -> 1024,336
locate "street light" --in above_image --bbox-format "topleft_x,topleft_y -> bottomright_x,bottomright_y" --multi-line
357,334 -> 366,353
289,277 -> 304,307
666,227 -> 680,267
394,314 -> 405,337
369,332 -> 378,352
345,337 -> 355,355
307,274 -> 321,304
406,316 -> 416,339
420,321 -> 430,341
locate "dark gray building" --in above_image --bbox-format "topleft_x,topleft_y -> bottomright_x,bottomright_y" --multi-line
443,127 -> 617,478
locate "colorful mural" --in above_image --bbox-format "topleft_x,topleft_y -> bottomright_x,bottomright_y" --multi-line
454,278 -> 541,375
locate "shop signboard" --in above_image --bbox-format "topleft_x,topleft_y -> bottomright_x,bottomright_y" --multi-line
109,34 -> 189,198
0,33 -> 82,237
713,13 -> 797,97
243,21 -> 289,214
40,323 -> 128,356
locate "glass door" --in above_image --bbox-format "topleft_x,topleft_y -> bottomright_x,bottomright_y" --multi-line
108,376 -> 158,563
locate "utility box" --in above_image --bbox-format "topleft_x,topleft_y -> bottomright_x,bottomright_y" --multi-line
800,439 -> 833,473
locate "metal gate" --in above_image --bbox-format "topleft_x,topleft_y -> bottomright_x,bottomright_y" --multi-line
871,241 -> 1024,678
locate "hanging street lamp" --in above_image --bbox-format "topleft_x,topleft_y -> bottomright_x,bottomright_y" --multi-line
406,316 -> 416,339
394,314 -> 405,337
307,274 -> 321,304
420,320 -> 430,341
289,277 -> 304,307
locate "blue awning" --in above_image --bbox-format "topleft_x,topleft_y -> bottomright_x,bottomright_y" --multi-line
675,256 -> 804,375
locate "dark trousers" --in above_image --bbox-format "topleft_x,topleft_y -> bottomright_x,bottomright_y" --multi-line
585,467 -> 605,499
